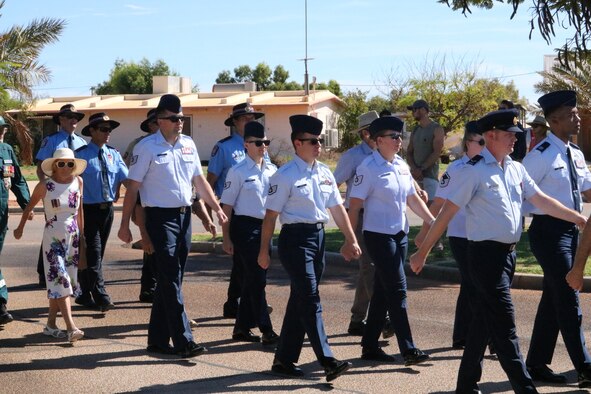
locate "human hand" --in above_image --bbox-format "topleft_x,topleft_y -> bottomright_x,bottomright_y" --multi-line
27,211 -> 34,220
13,226 -> 23,240
409,252 -> 426,274
566,269 -> 584,291
222,238 -> 234,255
340,241 -> 361,262
203,220 -> 217,238
258,253 -> 270,269
118,226 -> 132,243
216,209 -> 228,225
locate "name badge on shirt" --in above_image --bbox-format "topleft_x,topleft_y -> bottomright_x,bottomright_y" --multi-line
398,167 -> 410,176
182,147 -> 193,155
576,159 -> 586,169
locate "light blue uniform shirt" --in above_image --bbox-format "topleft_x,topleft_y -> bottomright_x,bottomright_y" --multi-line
333,141 -> 374,208
435,156 -> 469,238
350,151 -> 416,235
128,131 -> 202,208
522,132 -> 591,215
75,142 -> 128,204
448,148 -> 540,244
208,132 -> 246,197
36,130 -> 87,162
220,155 -> 277,219
265,155 -> 342,225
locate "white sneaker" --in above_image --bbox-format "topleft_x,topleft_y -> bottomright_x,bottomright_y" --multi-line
43,325 -> 66,338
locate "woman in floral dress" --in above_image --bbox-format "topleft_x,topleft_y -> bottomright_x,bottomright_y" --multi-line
14,148 -> 87,343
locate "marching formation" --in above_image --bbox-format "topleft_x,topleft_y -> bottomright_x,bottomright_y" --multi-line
1,90 -> 591,392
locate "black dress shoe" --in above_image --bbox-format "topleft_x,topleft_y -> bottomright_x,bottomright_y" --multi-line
403,348 -> 430,366
139,291 -> 154,303
361,348 -> 397,362
177,341 -> 207,358
146,344 -> 174,355
578,366 -> 591,388
99,301 -> 115,312
322,358 -> 352,382
271,358 -> 304,377
527,365 -> 567,383
0,311 -> 13,325
232,329 -> 261,342
223,301 -> 238,318
262,330 -> 279,345
347,320 -> 365,336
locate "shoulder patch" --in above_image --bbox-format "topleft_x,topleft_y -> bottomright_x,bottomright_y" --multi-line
467,155 -> 483,166
440,172 -> 450,188
40,137 -> 48,148
353,174 -> 363,186
210,145 -> 219,157
218,135 -> 232,144
268,185 -> 277,195
536,141 -> 551,153
569,142 -> 581,151
130,155 -> 138,166
75,145 -> 89,153
224,181 -> 231,190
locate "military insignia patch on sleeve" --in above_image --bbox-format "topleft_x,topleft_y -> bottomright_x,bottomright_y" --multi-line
130,155 -> 138,166
353,174 -> 363,186
40,138 -> 48,148
211,145 -> 219,157
224,181 -> 231,190
440,172 -> 450,187
268,185 -> 277,195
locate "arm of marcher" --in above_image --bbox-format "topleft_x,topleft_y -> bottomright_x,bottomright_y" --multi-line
529,191 -> 587,228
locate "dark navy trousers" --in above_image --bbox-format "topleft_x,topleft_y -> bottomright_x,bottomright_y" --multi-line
79,203 -> 113,304
526,215 -> 591,372
230,215 -> 272,332
275,223 -> 333,364
362,230 -> 414,354
448,236 -> 472,345
144,207 -> 193,350
456,241 -> 536,394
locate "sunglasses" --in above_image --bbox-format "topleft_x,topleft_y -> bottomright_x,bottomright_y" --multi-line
468,139 -> 485,146
62,114 -> 79,120
158,115 -> 185,123
382,133 -> 403,140
56,161 -> 75,168
298,138 -> 324,145
247,140 -> 271,147
98,126 -> 112,133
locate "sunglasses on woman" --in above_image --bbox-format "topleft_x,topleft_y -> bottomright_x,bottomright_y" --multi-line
246,140 -> 271,147
56,161 -> 75,168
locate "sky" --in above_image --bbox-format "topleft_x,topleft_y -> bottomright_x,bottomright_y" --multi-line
2,0 -> 574,109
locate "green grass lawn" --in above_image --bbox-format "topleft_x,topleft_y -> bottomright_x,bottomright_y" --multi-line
192,226 -> 591,276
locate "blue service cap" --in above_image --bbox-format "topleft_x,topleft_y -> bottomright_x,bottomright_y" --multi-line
477,109 -> 522,133
156,94 -> 182,114
289,115 -> 323,136
368,115 -> 404,138
244,121 -> 265,139
538,90 -> 577,117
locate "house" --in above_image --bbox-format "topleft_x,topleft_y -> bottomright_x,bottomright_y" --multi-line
9,77 -> 345,163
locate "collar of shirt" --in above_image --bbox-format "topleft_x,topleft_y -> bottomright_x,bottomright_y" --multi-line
371,150 -> 398,168
293,154 -> 316,172
58,129 -> 75,138
546,131 -> 569,155
480,146 -> 515,170
231,132 -> 245,143
86,141 -> 102,153
360,141 -> 374,155
244,154 -> 269,171
154,130 -> 185,147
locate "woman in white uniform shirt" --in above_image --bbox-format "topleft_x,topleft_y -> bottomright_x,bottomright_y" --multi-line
348,116 -> 436,365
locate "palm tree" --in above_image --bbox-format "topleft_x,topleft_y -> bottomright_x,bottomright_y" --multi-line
535,57 -> 591,110
0,0 -> 65,99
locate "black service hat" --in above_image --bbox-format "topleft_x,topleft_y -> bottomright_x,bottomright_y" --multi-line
244,121 -> 265,139
368,115 -> 404,138
156,94 -> 182,114
289,115 -> 323,136
81,112 -> 120,136
464,120 -> 480,135
538,90 -> 577,117
477,109 -> 522,133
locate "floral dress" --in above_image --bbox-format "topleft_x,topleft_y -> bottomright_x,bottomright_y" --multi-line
42,177 -> 82,299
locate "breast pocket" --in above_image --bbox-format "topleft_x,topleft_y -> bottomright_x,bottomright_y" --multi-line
154,155 -> 171,165
243,178 -> 260,191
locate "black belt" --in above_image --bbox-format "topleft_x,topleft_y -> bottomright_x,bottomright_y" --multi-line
233,215 -> 263,224
531,214 -> 575,227
84,202 -> 113,210
145,206 -> 189,213
283,222 -> 324,230
469,240 -> 516,252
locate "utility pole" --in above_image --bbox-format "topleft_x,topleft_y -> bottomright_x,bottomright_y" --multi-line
299,0 -> 314,96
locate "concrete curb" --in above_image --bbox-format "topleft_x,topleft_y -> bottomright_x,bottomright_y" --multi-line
188,241 -> 591,292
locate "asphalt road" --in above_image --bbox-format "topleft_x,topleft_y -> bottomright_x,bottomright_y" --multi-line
0,212 -> 590,393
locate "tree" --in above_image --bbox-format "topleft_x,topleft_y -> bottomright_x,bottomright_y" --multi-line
440,0 -> 591,67
535,59 -> 591,110
336,90 -> 369,150
0,0 -> 65,100
93,58 -> 178,95
252,63 -> 272,90
384,54 -> 520,133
